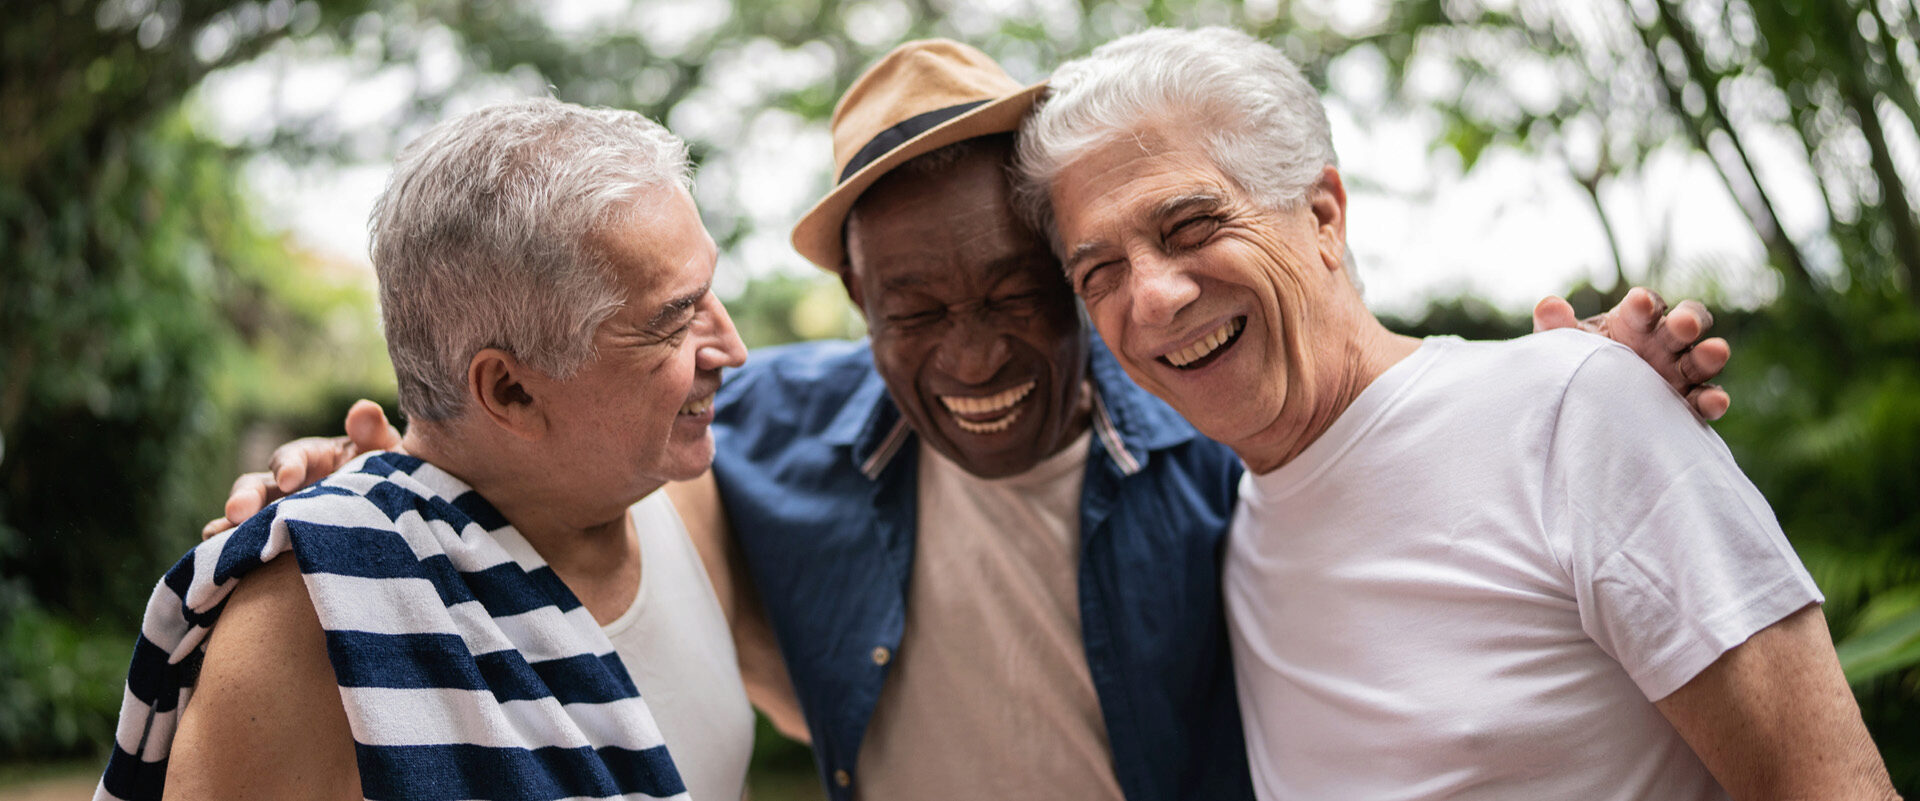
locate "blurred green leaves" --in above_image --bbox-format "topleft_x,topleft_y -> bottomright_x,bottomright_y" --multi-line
1839,589 -> 1920,686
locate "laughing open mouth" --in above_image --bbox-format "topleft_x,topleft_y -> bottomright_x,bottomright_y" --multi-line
938,380 -> 1036,434
1160,317 -> 1246,370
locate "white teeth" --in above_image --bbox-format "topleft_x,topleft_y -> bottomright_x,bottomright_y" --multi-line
679,395 -> 713,415
938,380 -> 1036,416
954,407 -> 1023,434
938,380 -> 1037,434
1164,318 -> 1244,367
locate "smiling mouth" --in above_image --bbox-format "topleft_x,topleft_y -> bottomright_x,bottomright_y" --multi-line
678,392 -> 715,416
1160,317 -> 1246,370
938,380 -> 1036,434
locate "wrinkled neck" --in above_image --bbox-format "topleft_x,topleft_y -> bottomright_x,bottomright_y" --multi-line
1237,314 -> 1420,475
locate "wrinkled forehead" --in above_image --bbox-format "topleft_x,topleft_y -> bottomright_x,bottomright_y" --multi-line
594,185 -> 717,311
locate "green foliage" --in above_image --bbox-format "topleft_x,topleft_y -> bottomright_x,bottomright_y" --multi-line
725,272 -> 866,349
0,600 -> 128,758
2,1 -> 391,761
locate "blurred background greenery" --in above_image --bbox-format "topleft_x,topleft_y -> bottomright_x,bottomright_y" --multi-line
2,0 -> 1916,797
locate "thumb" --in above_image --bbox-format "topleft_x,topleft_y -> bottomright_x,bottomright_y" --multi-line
345,399 -> 403,453
1532,296 -> 1578,334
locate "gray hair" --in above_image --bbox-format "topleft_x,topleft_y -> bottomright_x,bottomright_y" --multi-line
1015,26 -> 1338,243
369,98 -> 692,421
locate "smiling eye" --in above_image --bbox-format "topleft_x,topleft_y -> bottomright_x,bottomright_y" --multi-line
1166,216 -> 1219,249
885,308 -> 944,328
990,291 -> 1043,311
1078,260 -> 1122,296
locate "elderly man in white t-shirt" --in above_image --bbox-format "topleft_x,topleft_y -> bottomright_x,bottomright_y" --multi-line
1017,26 -> 1899,801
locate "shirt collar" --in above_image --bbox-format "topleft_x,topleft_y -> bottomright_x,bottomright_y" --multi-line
1084,333 -> 1204,468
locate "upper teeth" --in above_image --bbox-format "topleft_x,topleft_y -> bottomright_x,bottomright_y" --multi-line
679,395 -> 713,415
939,381 -> 1035,416
1164,318 -> 1243,367
939,380 -> 1035,433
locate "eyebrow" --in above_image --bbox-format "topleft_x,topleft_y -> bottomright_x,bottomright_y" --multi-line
879,272 -> 929,292
1063,239 -> 1110,276
1155,189 -> 1226,221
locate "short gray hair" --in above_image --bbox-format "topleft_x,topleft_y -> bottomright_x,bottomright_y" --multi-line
370,98 -> 692,421
1015,27 -> 1338,240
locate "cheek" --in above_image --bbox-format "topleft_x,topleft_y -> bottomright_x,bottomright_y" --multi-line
1081,299 -> 1125,346
870,337 -> 914,378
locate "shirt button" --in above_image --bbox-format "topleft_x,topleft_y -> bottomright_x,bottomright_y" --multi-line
871,646 -> 891,666
834,769 -> 852,787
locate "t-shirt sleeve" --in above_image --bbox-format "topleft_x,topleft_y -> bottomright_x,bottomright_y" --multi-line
1544,341 -> 1823,702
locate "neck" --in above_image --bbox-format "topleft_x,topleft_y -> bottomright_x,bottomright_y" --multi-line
1235,312 -> 1421,475
401,423 -> 644,588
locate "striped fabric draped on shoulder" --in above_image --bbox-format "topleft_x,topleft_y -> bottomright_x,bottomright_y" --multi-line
95,452 -> 687,801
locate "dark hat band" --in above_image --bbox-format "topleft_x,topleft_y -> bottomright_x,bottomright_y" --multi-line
837,98 -> 992,183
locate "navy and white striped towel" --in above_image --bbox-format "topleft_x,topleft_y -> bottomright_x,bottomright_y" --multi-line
96,452 -> 688,801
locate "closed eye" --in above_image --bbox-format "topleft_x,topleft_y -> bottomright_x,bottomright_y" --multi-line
1079,260 -> 1121,296
991,291 -> 1043,310
885,309 -> 944,327
1166,216 -> 1219,250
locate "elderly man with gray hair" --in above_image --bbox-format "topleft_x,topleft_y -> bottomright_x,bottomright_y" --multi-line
96,99 -> 751,801
1018,26 -> 1898,801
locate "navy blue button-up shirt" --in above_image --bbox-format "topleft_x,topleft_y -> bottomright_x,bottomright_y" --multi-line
711,336 -> 1253,801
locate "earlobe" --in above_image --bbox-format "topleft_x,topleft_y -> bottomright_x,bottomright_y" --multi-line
468,349 -> 547,440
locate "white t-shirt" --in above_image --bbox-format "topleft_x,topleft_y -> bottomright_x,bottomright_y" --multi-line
603,491 -> 755,801
852,432 -> 1126,801
1225,332 -> 1822,801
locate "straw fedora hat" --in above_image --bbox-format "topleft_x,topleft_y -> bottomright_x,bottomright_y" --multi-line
789,39 -> 1046,272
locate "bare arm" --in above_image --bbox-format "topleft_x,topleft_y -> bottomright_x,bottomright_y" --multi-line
163,556 -> 359,801
1654,604 -> 1899,800
663,470 -> 811,744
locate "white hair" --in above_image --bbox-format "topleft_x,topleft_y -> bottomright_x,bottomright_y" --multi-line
369,98 -> 692,421
1016,26 -> 1339,243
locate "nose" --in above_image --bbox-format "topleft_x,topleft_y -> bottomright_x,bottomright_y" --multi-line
933,317 -> 1012,385
694,292 -> 748,371
1126,255 -> 1200,329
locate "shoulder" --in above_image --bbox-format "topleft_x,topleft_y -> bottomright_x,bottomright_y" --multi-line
1519,330 -> 1698,435
1380,332 -> 1662,425
164,556 -> 360,798
273,452 -> 479,530
1433,330 -> 1620,391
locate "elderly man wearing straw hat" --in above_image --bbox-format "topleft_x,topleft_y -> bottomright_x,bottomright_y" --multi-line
213,39 -> 1732,801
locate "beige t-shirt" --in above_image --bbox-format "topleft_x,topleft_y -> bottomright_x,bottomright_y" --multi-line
851,432 -> 1125,800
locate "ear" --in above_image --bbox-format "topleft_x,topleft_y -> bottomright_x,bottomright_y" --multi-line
839,214 -> 873,316
467,348 -> 547,440
1308,165 -> 1348,274
839,263 -> 866,311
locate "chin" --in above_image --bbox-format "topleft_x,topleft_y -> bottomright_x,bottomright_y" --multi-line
658,438 -> 717,482
941,436 -> 1053,478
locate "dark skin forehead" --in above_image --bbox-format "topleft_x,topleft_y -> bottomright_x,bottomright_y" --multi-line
843,136 -> 1059,294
